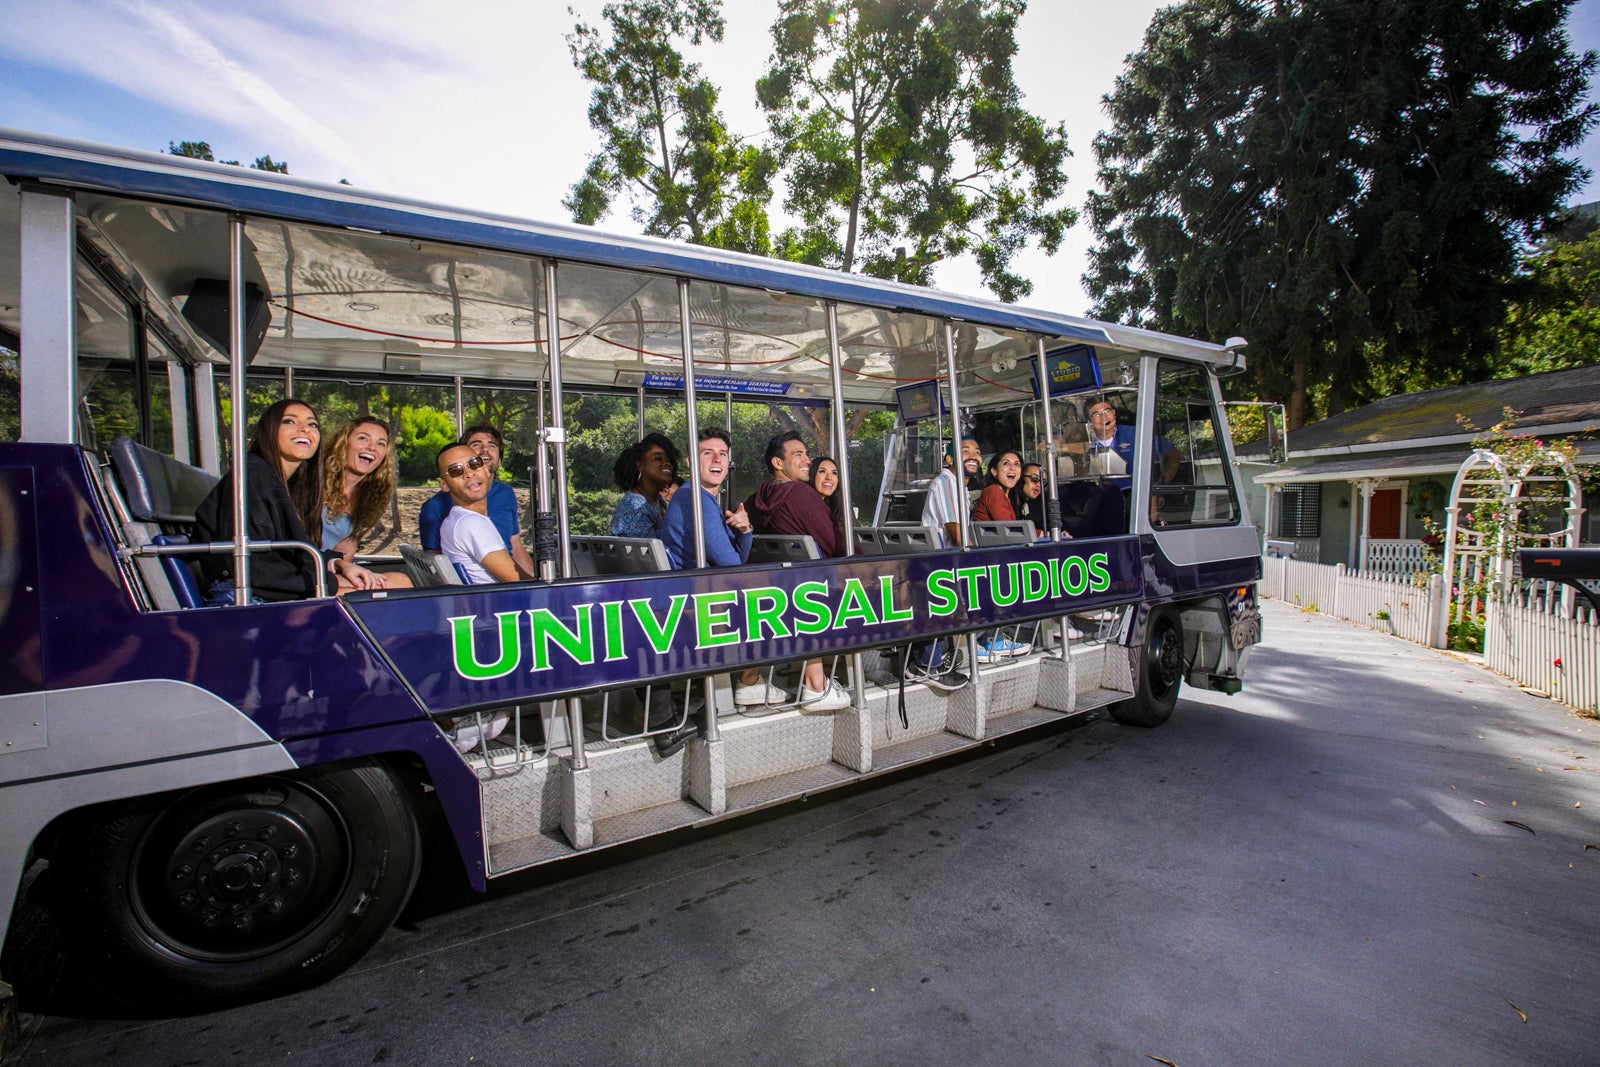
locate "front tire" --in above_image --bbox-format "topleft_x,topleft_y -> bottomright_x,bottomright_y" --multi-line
1110,606 -> 1184,728
53,761 -> 421,1010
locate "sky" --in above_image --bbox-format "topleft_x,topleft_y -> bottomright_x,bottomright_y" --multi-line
1,0 -> 1597,317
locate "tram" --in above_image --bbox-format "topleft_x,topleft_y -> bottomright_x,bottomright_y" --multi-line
0,129 -> 1263,1014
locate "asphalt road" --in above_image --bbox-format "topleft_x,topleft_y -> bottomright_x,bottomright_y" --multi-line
7,599 -> 1600,1066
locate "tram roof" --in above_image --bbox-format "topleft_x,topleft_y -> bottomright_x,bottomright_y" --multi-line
0,128 -> 1243,394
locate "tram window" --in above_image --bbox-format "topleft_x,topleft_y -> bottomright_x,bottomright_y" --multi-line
215,377 -> 285,469
76,265 -> 138,451
1151,361 -> 1240,527
0,343 -> 16,442
146,333 -> 175,454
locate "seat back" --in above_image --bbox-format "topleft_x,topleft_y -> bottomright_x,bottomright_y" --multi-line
747,534 -> 820,564
855,526 -> 942,555
399,543 -> 462,587
972,520 -> 1037,546
569,536 -> 671,576
108,437 -> 218,524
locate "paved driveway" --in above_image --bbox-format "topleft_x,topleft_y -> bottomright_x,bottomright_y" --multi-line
8,600 -> 1600,1066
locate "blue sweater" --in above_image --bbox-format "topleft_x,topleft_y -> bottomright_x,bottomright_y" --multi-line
661,486 -> 751,568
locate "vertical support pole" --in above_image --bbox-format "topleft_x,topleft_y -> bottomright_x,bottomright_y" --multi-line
454,375 -> 465,437
942,322 -> 970,550
542,261 -> 572,579
193,362 -> 221,475
167,361 -> 193,464
826,303 -> 868,725
1034,337 -> 1060,542
18,185 -> 77,444
283,366 -> 294,399
636,384 -> 646,440
1358,480 -> 1373,573
678,277 -> 719,743
228,214 -> 252,604
132,304 -> 153,445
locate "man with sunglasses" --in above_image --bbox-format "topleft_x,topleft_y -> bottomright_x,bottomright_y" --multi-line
436,444 -> 520,584
419,424 -> 535,579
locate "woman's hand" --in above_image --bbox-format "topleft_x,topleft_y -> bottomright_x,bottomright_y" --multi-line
332,535 -> 358,562
332,558 -> 385,592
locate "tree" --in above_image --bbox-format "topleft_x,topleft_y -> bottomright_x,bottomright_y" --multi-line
756,0 -> 1074,301
1499,216 -> 1600,376
166,140 -> 290,173
1085,0 -> 1596,428
566,0 -> 774,253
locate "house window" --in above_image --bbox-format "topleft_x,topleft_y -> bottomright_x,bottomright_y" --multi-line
1278,484 -> 1322,538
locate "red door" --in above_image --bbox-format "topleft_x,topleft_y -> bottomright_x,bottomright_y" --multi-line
1369,488 -> 1401,539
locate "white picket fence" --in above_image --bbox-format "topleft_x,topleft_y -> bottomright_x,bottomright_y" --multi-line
1261,555 -> 1598,713
1485,592 -> 1600,712
1362,538 -> 1432,580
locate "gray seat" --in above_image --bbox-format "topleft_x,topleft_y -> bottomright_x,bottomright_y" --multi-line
747,534 -> 821,564
399,543 -> 462,587
568,536 -> 670,576
855,526 -> 941,555
103,437 -> 220,610
972,520 -> 1037,546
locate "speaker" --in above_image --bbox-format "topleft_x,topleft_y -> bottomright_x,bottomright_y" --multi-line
181,279 -> 271,362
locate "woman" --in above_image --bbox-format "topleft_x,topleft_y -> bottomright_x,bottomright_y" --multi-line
322,417 -> 411,591
807,455 -> 847,555
1014,461 -> 1046,533
610,432 -> 681,538
194,398 -> 383,603
971,450 -> 1022,522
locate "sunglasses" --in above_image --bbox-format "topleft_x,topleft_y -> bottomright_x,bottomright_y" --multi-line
1024,474 -> 1042,484
444,455 -> 486,478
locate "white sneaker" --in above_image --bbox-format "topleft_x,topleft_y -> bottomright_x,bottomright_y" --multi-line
452,711 -> 511,753
734,680 -> 789,706
799,681 -> 851,711
1065,625 -> 1085,640
1075,609 -> 1119,623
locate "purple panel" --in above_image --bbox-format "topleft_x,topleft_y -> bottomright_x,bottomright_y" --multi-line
0,464 -> 43,695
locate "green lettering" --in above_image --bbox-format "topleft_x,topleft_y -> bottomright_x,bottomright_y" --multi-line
926,569 -> 958,617
878,575 -> 914,623
834,577 -> 880,629
743,586 -> 791,642
630,594 -> 688,655
989,563 -> 1021,607
1049,556 -> 1062,598
601,601 -> 626,661
955,566 -> 987,609
449,613 -> 522,680
528,606 -> 595,672
793,581 -> 833,635
1062,556 -> 1089,596
1087,552 -> 1111,593
695,590 -> 741,648
1021,561 -> 1051,602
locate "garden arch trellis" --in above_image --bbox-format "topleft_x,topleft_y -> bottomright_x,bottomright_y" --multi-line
1432,447 -> 1584,648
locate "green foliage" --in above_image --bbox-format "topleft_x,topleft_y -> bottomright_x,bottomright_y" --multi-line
1500,229 -> 1600,376
166,139 -> 291,173
397,406 -> 457,482
1085,0 -> 1597,427
566,0 -> 774,251
757,0 -> 1073,301
570,488 -> 625,535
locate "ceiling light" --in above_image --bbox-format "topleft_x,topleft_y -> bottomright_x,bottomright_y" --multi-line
347,301 -> 378,312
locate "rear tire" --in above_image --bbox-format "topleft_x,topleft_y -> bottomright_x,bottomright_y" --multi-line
1110,607 -> 1184,728
52,761 -> 420,1010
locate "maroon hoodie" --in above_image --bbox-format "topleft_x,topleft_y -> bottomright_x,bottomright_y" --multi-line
745,479 -> 841,557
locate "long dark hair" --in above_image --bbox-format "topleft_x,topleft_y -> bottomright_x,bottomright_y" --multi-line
250,397 -> 324,542
808,454 -> 845,529
612,432 -> 682,493
1012,461 -> 1045,527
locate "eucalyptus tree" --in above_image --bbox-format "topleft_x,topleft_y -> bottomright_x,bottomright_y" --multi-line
757,0 -> 1074,301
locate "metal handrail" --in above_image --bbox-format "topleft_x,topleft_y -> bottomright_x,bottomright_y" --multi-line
124,539 -> 329,599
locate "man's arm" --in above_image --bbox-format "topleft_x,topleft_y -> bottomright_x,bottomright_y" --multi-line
510,537 -> 536,580
417,492 -> 449,551
479,548 -> 521,584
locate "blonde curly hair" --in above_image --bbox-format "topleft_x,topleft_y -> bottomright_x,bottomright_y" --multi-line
322,416 -> 396,546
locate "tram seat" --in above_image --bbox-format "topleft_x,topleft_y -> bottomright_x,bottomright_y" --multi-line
569,536 -> 670,577
972,520 -> 1037,546
881,490 -> 928,524
105,437 -> 219,611
855,526 -> 941,555
747,534 -> 820,564
399,543 -> 462,587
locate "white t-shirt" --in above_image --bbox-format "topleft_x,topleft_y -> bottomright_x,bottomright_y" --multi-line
441,506 -> 506,585
920,466 -> 965,547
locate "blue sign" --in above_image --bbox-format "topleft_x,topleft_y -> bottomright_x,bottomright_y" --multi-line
346,539 -> 1141,714
1035,345 -> 1101,397
641,372 -> 792,397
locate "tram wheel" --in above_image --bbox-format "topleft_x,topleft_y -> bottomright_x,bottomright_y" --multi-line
52,761 -> 420,1009
1110,607 -> 1185,728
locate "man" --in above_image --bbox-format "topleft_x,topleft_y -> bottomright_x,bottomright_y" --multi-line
958,435 -> 984,494
661,427 -> 752,569
436,443 -> 519,584
745,432 -> 850,711
1082,398 -> 1181,488
746,431 -> 839,557
419,424 -> 535,579
921,437 -> 979,549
